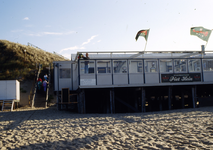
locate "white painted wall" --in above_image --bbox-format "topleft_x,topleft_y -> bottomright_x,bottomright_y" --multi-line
0,80 -> 20,100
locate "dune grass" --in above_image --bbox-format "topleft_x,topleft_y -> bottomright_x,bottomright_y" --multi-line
0,40 -> 68,80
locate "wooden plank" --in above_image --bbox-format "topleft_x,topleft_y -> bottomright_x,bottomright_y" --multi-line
2,101 -> 4,111
11,101 -> 14,111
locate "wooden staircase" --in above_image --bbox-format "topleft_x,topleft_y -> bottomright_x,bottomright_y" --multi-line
0,100 -> 19,111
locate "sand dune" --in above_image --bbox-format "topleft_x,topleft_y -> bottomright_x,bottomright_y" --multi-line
1,107 -> 213,149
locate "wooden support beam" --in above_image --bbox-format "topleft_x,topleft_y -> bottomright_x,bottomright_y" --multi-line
159,96 -> 162,111
110,89 -> 115,114
11,101 -> 14,111
195,86 -> 197,108
115,97 -> 139,112
181,90 -> 185,109
134,91 -> 138,110
78,90 -> 85,114
141,88 -> 146,112
82,90 -> 85,113
77,93 -> 80,113
192,86 -> 196,108
168,87 -> 172,110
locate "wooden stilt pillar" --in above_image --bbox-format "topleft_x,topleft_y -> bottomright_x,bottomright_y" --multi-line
159,96 -> 162,111
192,86 -> 196,108
110,89 -> 115,114
141,88 -> 146,112
77,92 -> 80,113
78,90 -> 85,114
181,90 -> 185,109
134,90 -> 138,110
168,87 -> 172,110
107,95 -> 110,114
195,86 -> 197,108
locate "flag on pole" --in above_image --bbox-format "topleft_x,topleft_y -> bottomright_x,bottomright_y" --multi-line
135,29 -> 150,41
190,27 -> 212,42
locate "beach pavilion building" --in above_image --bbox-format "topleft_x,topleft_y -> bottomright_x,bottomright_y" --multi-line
53,47 -> 213,113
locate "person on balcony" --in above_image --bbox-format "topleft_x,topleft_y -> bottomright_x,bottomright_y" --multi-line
82,53 -> 90,74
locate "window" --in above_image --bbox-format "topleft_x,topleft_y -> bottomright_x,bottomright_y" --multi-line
188,59 -> 201,72
113,60 -> 127,73
160,59 -> 173,73
129,60 -> 143,73
60,69 -> 71,78
144,60 -> 158,73
203,59 -> 213,71
174,59 -> 186,73
97,60 -> 111,73
80,60 -> 95,74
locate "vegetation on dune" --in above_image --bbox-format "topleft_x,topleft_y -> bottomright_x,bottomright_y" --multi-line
0,40 -> 68,80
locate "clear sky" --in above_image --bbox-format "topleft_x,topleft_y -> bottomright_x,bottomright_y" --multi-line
1,0 -> 213,59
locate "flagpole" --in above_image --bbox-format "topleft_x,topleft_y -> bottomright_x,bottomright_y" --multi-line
144,40 -> 147,52
143,28 -> 150,53
205,42 -> 208,49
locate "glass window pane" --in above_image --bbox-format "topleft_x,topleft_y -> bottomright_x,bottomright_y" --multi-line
129,60 -> 143,73
174,59 -> 186,72
203,59 -> 213,71
80,60 -> 95,74
113,60 -> 127,73
145,60 -> 158,73
97,60 -> 111,73
160,59 -> 173,73
188,59 -> 201,72
60,69 -> 71,78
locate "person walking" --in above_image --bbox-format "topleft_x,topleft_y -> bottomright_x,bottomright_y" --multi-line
44,74 -> 48,81
42,79 -> 48,95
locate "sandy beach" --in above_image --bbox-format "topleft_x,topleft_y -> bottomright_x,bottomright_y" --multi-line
1,107 -> 213,150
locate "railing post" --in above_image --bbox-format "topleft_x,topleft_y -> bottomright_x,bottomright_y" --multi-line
31,64 -> 41,108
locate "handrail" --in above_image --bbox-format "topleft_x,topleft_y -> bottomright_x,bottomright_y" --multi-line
31,64 -> 41,108
28,70 -> 36,106
45,63 -> 51,108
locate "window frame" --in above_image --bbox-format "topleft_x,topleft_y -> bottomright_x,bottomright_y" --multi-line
188,59 -> 201,72
174,59 -> 187,73
128,59 -> 143,73
144,59 -> 158,73
159,59 -> 173,73
203,59 -> 213,72
79,60 -> 95,74
60,68 -> 71,78
96,60 -> 112,74
113,60 -> 128,74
